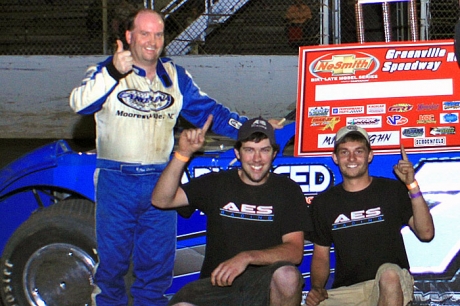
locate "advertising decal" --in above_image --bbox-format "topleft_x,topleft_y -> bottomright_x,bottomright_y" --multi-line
295,40 -> 460,156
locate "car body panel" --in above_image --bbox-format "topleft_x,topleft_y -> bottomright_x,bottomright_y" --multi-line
1,122 -> 459,303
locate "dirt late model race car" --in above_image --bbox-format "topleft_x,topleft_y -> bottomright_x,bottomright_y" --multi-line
1,122 -> 460,306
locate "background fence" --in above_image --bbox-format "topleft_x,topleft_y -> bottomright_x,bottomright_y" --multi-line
0,0 -> 459,56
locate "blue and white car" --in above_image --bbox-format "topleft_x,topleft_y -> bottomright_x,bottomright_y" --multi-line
1,122 -> 459,305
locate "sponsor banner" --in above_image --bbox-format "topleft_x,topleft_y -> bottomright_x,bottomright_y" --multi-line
295,40 -> 460,156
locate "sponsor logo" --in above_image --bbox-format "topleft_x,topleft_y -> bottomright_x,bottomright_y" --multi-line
332,106 -> 365,115
346,116 -> 382,128
443,101 -> 460,110
332,207 -> 383,230
229,118 -> 243,129
220,203 -> 274,221
116,110 -> 173,120
417,114 -> 436,124
308,107 -> 330,117
311,117 -> 341,131
189,165 -> 333,197
388,104 -> 413,112
414,137 -> 446,147
430,127 -> 455,136
387,115 -> 408,126
273,165 -> 333,195
402,127 -> 425,138
250,119 -> 269,129
440,113 -> 459,124
318,131 -> 399,148
417,103 -> 439,111
367,104 -> 386,114
118,89 -> 174,112
311,116 -> 340,126
309,52 -> 379,79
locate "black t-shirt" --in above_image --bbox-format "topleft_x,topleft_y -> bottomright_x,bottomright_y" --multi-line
182,169 -> 312,278
311,177 -> 413,288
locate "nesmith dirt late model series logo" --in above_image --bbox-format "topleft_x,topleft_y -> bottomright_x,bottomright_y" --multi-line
309,52 -> 379,79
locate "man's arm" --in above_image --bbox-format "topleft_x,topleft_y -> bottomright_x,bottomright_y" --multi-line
151,115 -> 213,209
393,144 -> 434,241
150,153 -> 190,209
69,57 -> 117,114
70,40 -> 132,115
306,244 -> 330,306
407,187 -> 434,242
210,230 -> 304,287
175,65 -> 247,140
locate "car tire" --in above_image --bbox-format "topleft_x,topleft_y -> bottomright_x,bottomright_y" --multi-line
0,199 -> 97,306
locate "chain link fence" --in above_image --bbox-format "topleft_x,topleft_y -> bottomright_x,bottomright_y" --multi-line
0,0 -> 459,56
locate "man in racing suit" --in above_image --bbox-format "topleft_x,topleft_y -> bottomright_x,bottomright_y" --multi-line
69,9 -> 256,306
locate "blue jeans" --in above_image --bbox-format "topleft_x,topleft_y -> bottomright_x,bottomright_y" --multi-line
93,160 -> 176,306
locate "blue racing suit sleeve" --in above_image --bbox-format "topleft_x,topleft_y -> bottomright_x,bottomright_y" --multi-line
176,64 -> 247,139
69,56 -> 120,115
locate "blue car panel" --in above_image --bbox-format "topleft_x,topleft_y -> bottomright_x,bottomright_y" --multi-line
1,122 -> 459,305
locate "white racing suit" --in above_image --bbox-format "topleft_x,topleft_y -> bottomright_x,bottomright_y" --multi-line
70,56 -> 246,305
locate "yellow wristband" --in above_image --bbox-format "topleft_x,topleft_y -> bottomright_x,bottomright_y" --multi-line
406,180 -> 418,190
174,151 -> 190,163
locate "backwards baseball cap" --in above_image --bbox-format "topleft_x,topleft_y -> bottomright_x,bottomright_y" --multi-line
237,117 -> 276,144
335,125 -> 370,147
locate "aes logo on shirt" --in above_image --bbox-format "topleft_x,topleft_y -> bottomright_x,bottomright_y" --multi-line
220,202 -> 274,221
333,207 -> 382,230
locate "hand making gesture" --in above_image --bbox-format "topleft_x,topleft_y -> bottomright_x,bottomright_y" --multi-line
394,145 -> 434,242
176,115 -> 213,159
113,39 -> 133,74
393,144 -> 415,185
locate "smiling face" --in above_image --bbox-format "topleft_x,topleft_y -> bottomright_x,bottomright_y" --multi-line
126,10 -> 164,68
234,138 -> 277,186
332,139 -> 373,181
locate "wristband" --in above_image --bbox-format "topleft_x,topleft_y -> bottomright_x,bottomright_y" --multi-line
409,191 -> 423,199
174,151 -> 190,163
406,180 -> 418,190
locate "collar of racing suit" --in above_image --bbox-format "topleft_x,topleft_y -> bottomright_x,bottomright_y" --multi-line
132,58 -> 173,88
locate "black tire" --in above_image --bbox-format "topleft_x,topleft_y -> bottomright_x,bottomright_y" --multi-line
0,199 -> 97,306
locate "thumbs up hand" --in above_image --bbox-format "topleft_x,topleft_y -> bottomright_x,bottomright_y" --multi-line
113,39 -> 133,74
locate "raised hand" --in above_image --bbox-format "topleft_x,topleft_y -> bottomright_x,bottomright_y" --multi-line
393,144 -> 415,185
177,115 -> 213,158
113,39 -> 133,74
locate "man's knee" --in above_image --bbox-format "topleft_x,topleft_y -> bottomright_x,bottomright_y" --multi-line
373,263 -> 414,305
271,264 -> 303,293
379,268 -> 402,289
376,263 -> 412,288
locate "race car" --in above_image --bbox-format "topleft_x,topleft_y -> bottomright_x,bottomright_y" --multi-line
1,121 -> 459,305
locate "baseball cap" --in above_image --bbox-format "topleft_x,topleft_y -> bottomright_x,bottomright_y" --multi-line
237,117 -> 276,144
335,125 -> 370,146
